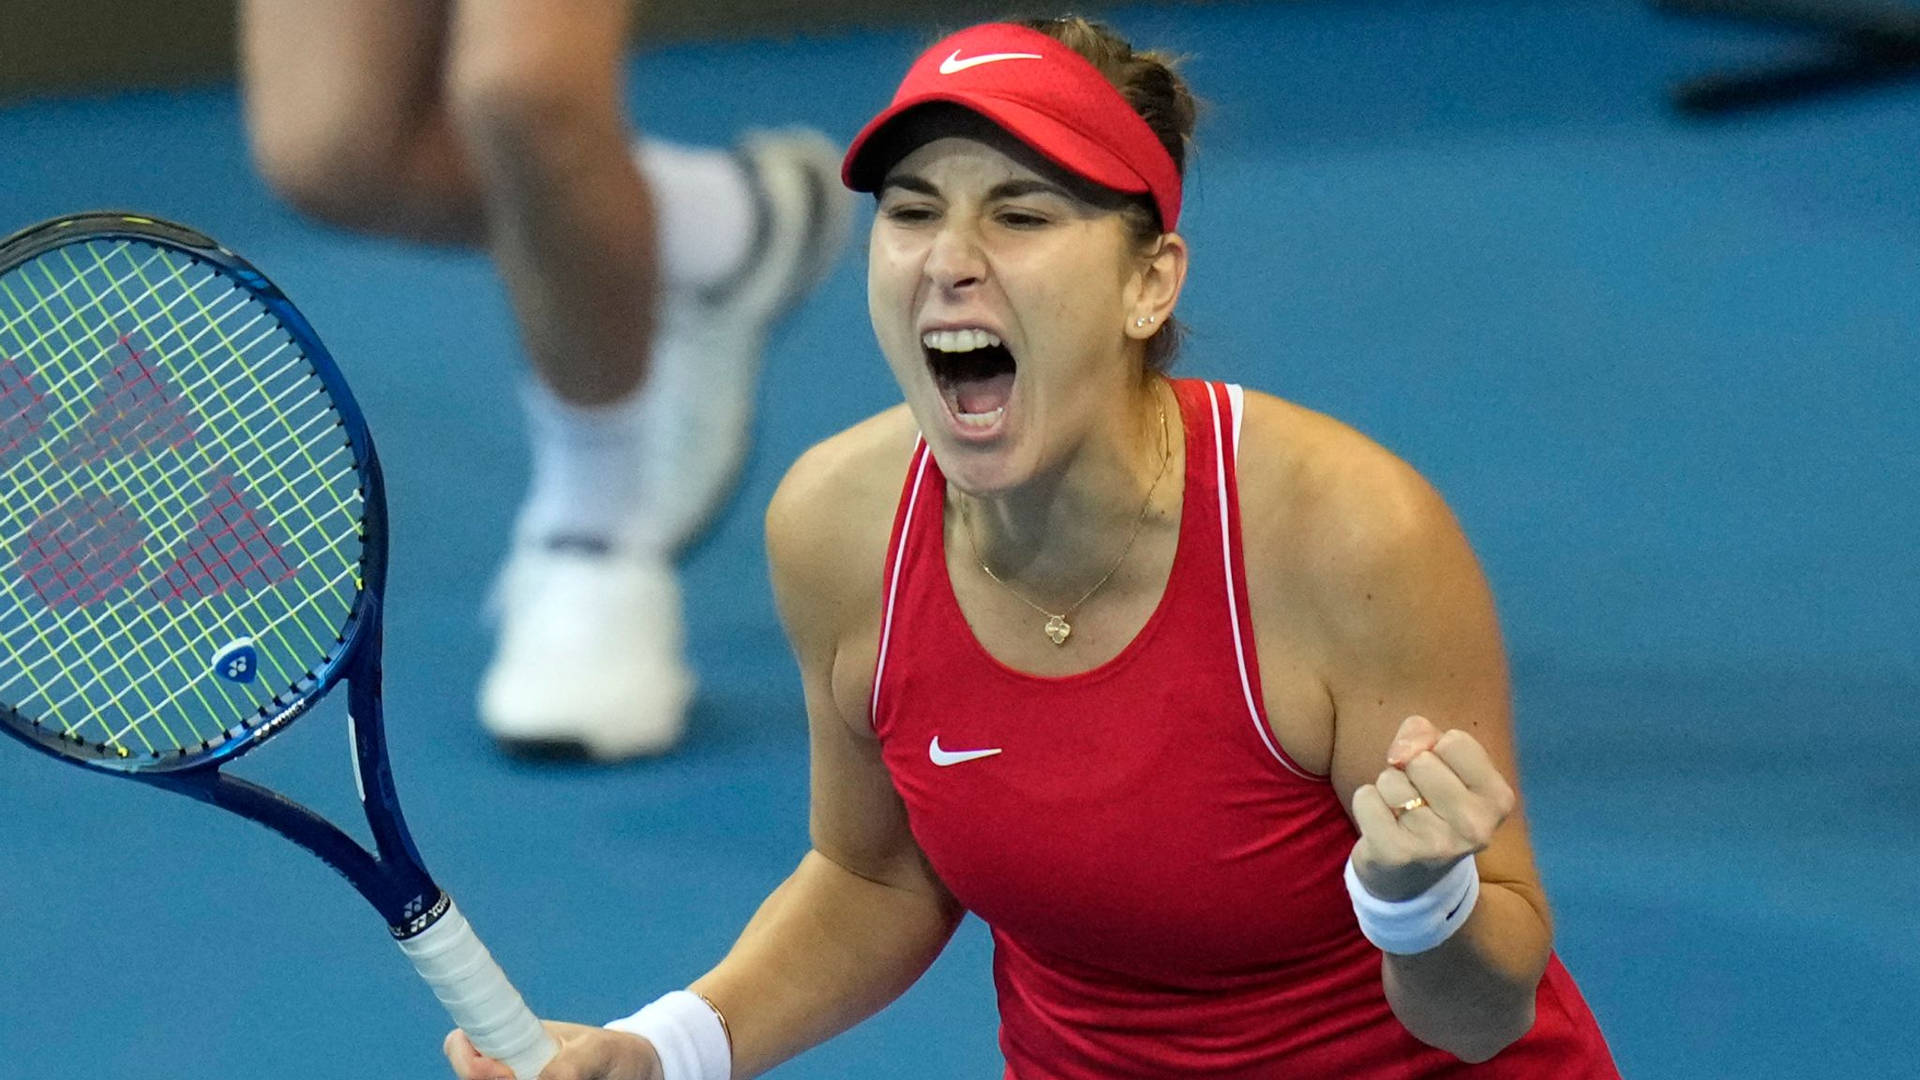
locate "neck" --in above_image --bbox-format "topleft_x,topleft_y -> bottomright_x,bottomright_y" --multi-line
957,377 -> 1177,609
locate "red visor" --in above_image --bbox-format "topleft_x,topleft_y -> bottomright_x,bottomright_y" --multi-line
841,23 -> 1183,231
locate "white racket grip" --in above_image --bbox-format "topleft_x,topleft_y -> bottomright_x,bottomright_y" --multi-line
395,900 -> 557,1080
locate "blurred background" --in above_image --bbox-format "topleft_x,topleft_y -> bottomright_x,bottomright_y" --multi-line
1,1 -> 1915,1076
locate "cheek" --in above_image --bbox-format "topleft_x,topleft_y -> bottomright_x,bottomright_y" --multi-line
866,231 -> 924,315
1017,275 -> 1122,360
867,284 -> 925,395
1008,236 -> 1129,330
867,238 -> 915,341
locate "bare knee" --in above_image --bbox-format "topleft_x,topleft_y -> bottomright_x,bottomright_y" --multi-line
248,104 -> 414,231
445,41 -> 620,177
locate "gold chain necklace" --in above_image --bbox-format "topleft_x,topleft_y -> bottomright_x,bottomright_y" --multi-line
964,392 -> 1171,646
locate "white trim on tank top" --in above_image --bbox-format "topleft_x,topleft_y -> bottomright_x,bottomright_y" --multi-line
871,441 -> 933,727
1210,382 -> 1322,781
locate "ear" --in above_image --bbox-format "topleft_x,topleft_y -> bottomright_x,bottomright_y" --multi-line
1125,232 -> 1189,340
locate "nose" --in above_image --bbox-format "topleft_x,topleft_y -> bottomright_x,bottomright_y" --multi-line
924,219 -> 987,294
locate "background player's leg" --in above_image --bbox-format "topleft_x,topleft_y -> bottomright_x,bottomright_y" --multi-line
240,0 -> 486,244
447,0 -> 853,759
446,0 -> 654,406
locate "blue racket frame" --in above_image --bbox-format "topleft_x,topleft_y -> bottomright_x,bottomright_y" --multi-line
0,213 -> 439,934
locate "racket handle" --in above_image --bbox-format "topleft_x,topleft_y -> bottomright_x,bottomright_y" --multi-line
395,898 -> 557,1080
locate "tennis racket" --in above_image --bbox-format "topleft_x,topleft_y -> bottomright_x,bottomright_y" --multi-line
0,212 -> 555,1079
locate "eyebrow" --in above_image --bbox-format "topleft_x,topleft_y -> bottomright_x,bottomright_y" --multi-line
879,174 -> 1077,203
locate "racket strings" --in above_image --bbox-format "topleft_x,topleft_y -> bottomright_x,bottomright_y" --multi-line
0,355 -> 49,457
0,252 -> 258,537
0,449 -> 358,706
2,253 -> 350,573
114,247 -> 353,556
151,473 -> 302,601
68,336 -> 203,460
0,251 -> 249,749
3,243 -> 355,750
75,244 -> 360,689
1,345 -> 340,562
0,411 -> 352,688
0,239 -> 365,759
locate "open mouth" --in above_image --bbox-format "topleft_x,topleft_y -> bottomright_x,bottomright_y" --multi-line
923,328 -> 1016,429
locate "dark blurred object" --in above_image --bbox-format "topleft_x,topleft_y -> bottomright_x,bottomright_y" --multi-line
1,0 -> 1225,102
1655,0 -> 1920,114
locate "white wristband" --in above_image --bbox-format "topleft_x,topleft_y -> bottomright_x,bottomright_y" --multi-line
1344,852 -> 1482,956
605,990 -> 732,1080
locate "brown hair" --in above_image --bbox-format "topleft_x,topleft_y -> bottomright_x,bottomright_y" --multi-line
1017,14 -> 1198,371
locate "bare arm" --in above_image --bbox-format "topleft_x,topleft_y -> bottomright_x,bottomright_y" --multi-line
691,425 -> 964,1078
688,671 -> 963,1078
445,416 -> 958,1080
1314,452 -> 1551,1063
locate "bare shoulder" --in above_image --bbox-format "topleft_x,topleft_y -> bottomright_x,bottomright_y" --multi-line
1233,389 -> 1472,624
765,405 -> 921,652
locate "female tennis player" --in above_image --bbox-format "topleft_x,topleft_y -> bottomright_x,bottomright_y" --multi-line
447,16 -> 1621,1079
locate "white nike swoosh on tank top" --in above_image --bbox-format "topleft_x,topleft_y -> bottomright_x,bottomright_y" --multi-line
928,736 -> 1003,766
938,50 -> 1044,75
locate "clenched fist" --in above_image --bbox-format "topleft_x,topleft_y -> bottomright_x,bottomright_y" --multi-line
1349,715 -> 1516,903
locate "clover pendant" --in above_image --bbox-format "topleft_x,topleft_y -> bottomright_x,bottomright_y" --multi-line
1044,614 -> 1072,645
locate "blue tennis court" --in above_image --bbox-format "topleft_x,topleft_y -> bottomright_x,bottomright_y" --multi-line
2,2 -> 1915,1076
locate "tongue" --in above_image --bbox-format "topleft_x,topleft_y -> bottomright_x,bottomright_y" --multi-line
954,372 -> 1014,415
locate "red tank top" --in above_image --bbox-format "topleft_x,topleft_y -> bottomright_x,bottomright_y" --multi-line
871,379 -> 1618,1078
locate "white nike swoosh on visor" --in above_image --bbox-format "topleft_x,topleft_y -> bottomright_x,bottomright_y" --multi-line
938,50 -> 1044,75
929,736 -> 1004,766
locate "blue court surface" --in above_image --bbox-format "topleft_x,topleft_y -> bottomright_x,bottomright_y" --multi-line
2,2 -> 1915,1077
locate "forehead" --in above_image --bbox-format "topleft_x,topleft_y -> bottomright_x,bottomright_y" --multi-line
868,103 -> 1139,216
878,137 -> 1133,224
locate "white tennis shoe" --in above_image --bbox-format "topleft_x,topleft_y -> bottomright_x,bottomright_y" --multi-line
479,128 -> 852,760
479,543 -> 694,760
625,127 -> 853,554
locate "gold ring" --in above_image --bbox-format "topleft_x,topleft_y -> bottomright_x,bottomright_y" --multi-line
1392,796 -> 1426,817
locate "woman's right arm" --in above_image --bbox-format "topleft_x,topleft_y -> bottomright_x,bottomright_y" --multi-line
696,427 -> 965,1077
447,419 -> 958,1080
447,682 -> 960,1080
688,703 -> 964,1078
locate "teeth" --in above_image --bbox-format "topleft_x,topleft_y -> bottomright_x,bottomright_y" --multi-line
956,406 -> 1005,428
921,328 -> 1003,353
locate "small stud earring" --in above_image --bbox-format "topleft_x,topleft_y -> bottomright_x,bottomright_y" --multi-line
1134,316 -> 1154,328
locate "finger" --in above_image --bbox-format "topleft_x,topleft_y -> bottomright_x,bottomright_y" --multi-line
1402,750 -> 1494,844
1349,788 -> 1443,902
444,1029 -> 472,1062
1373,765 -> 1421,809
1386,714 -> 1441,767
1375,767 -> 1461,842
443,1029 -> 483,1072
1430,729 -> 1518,812
444,1029 -> 515,1080
1350,783 -> 1403,843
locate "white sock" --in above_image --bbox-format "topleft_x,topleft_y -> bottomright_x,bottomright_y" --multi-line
634,138 -> 759,294
516,379 -> 653,553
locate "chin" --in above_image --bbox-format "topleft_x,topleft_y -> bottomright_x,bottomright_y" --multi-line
923,430 -> 1027,496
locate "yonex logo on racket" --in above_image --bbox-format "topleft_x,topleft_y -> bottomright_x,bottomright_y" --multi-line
212,638 -> 260,684
14,333 -> 301,615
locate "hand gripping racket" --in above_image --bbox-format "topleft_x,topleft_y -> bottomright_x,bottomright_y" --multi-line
0,212 -> 556,1079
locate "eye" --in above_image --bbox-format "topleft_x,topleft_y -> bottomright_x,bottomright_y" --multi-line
995,208 -> 1051,228
881,203 -> 939,225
